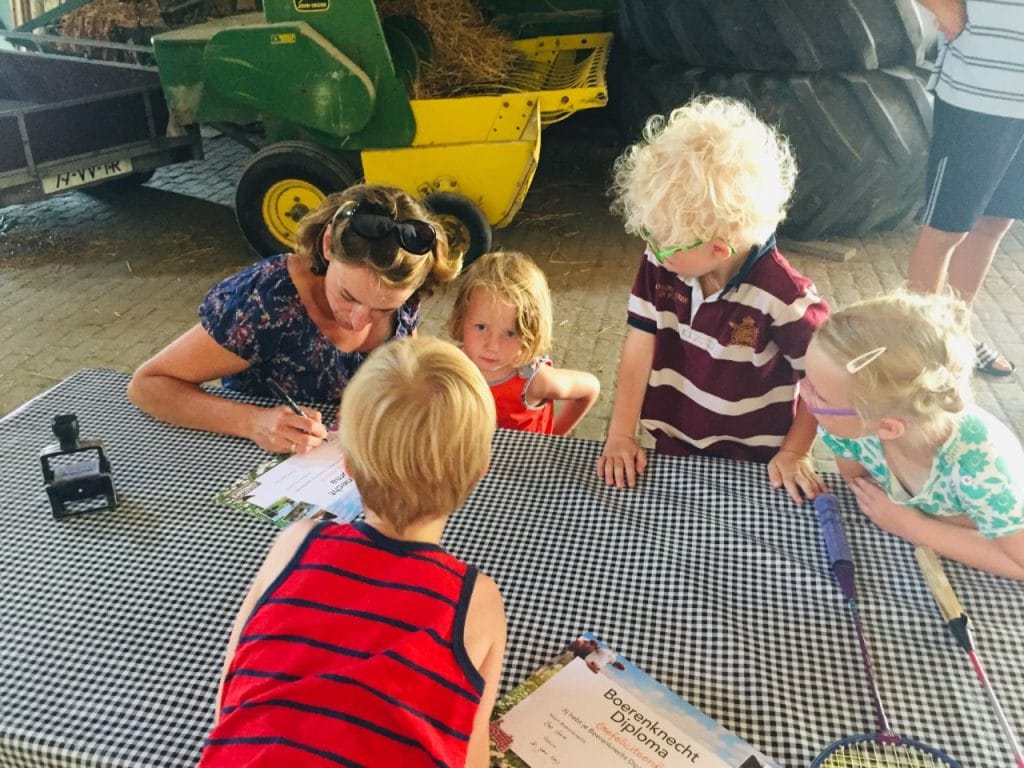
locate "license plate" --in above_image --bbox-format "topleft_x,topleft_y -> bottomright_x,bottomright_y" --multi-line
41,157 -> 134,193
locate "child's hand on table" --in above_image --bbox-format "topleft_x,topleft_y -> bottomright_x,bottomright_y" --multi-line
768,448 -> 826,503
597,435 -> 648,489
848,476 -> 924,538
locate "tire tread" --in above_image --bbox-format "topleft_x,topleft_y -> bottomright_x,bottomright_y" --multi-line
618,0 -> 929,72
643,65 -> 932,240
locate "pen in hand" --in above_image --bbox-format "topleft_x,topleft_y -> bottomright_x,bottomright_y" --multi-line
268,380 -> 328,447
267,379 -> 307,418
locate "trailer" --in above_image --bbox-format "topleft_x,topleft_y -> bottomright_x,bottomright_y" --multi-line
0,34 -> 202,207
3,1 -> 611,263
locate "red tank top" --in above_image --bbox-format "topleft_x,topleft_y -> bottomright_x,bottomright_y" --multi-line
491,358 -> 554,434
199,521 -> 483,768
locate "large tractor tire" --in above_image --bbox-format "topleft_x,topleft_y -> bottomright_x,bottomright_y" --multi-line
641,64 -> 933,241
618,0 -> 933,72
235,141 -> 361,257
423,192 -> 493,272
607,37 -> 663,145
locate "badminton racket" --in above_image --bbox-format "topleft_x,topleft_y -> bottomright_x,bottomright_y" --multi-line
810,494 -> 962,768
915,545 -> 1024,767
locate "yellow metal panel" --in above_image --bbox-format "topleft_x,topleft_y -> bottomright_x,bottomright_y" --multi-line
493,148 -> 539,229
407,94 -> 539,145
358,28 -> 612,228
507,32 -> 611,125
362,102 -> 540,226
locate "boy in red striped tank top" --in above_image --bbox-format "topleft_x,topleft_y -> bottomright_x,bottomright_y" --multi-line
199,337 -> 506,768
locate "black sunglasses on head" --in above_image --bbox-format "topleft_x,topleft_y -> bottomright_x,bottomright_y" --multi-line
331,201 -> 437,255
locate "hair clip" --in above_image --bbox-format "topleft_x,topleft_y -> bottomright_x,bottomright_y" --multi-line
846,346 -> 886,374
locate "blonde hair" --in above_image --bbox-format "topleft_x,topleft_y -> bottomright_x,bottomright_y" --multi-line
610,95 -> 797,250
814,291 -> 975,427
294,184 -> 460,300
339,337 -> 495,533
447,251 -> 553,367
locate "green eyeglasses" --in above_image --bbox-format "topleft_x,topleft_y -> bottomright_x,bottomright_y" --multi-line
641,228 -> 703,263
641,228 -> 736,263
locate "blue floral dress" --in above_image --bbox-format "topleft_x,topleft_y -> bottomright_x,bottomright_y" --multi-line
819,404 -> 1024,538
199,255 -> 420,404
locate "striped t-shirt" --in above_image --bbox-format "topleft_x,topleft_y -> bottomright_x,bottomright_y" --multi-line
628,237 -> 829,463
928,0 -> 1024,118
199,521 -> 484,768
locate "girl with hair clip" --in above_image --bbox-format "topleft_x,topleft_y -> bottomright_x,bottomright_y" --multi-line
448,251 -> 600,436
128,184 -> 459,455
803,290 -> 1024,579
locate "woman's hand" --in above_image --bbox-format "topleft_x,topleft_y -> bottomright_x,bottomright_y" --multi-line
597,435 -> 647,489
848,476 -> 924,538
248,406 -> 328,454
768,448 -> 826,503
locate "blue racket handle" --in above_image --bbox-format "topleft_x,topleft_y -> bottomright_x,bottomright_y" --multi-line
815,494 -> 857,601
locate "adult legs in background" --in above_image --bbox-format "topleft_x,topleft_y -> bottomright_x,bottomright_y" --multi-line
946,216 -> 1015,306
908,216 -> 1014,304
908,217 -> 1016,376
906,225 -> 966,295
908,98 -> 1024,376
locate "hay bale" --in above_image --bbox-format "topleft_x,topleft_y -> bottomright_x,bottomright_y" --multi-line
56,0 -> 520,93
375,0 -> 520,98
60,0 -> 163,43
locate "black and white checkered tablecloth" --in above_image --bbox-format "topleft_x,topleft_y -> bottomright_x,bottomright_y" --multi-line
1,369 -> 1022,767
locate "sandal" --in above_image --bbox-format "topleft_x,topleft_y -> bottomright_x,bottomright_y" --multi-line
975,341 -> 1016,377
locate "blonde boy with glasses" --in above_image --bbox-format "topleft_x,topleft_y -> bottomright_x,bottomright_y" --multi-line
597,96 -> 830,502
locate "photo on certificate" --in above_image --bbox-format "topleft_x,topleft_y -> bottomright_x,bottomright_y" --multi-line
215,438 -> 362,527
490,632 -> 777,768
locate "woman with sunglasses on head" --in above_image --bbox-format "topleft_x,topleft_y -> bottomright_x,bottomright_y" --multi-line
805,290 -> 1024,580
128,184 -> 457,454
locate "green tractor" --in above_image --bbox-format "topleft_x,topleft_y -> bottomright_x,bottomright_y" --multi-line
152,0 -> 612,262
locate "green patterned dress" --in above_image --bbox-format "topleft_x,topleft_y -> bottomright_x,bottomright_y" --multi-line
819,404 -> 1024,538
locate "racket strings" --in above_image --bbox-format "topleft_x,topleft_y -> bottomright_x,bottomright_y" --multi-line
818,739 -> 960,767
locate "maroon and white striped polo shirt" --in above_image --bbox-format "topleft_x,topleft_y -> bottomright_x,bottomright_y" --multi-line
627,237 -> 829,463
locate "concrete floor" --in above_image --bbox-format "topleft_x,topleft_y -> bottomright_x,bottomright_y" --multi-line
2,117 -> 1024,459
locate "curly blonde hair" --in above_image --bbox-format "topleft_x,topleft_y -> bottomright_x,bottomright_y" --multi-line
294,184 -> 459,300
814,291 -> 975,428
447,251 -> 553,367
339,337 -> 495,533
610,95 -> 797,251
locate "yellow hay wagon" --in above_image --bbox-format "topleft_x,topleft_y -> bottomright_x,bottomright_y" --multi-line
153,1 -> 610,261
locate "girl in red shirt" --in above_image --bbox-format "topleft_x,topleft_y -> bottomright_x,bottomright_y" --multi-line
448,251 -> 600,436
